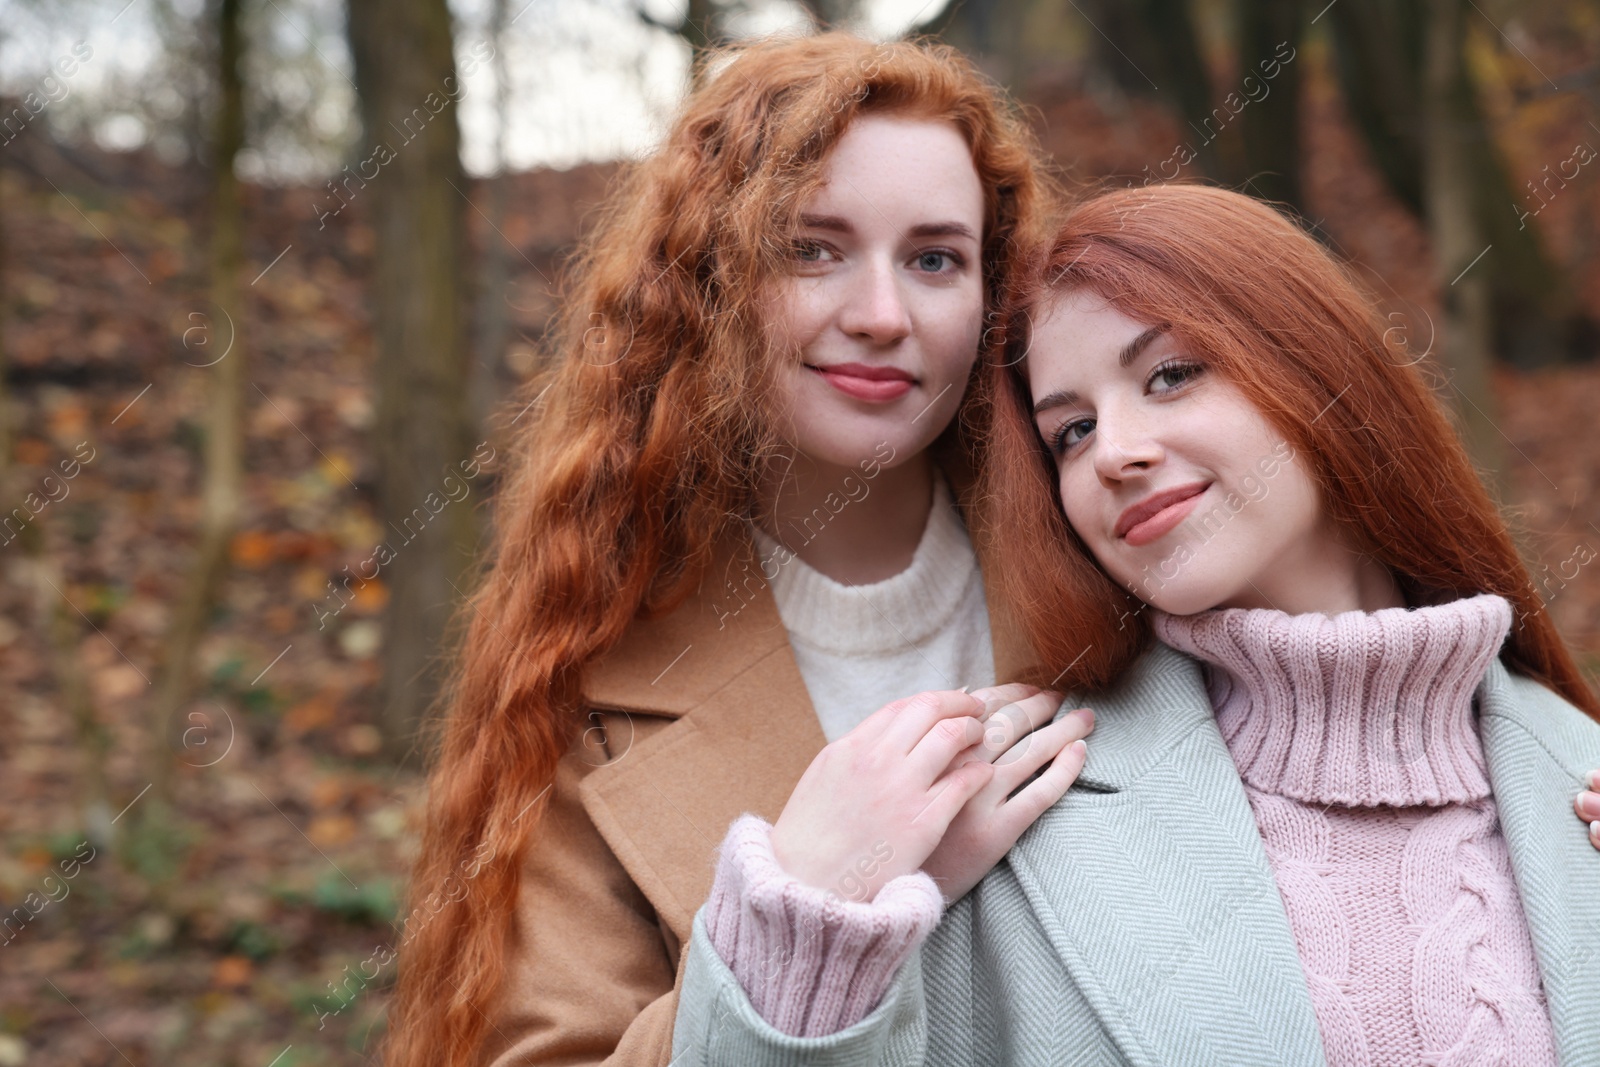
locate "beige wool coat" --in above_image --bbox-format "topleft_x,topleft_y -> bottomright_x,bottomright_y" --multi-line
476,457 -> 1036,1066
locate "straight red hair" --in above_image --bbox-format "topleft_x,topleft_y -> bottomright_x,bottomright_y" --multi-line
971,183 -> 1600,720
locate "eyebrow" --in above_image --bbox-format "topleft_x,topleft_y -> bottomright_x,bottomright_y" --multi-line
1030,326 -> 1167,416
798,214 -> 978,242
908,221 -> 979,240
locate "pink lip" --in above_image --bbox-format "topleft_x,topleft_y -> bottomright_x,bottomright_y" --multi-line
1116,482 -> 1210,547
809,363 -> 915,403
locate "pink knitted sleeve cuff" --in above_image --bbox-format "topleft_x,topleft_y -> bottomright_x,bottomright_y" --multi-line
702,814 -> 944,1038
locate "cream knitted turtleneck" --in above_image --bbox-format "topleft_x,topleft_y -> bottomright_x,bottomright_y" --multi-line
749,470 -> 995,742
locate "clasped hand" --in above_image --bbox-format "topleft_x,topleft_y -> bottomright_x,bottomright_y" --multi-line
770,683 -> 1095,906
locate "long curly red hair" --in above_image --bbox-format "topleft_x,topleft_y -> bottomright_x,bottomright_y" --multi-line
380,32 -> 1054,1065
973,183 -> 1600,720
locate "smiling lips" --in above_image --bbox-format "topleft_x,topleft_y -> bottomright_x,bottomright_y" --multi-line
1115,482 -> 1210,547
808,362 -> 916,402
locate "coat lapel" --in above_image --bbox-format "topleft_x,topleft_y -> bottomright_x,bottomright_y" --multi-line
1005,643 -> 1328,1067
577,531 -> 825,945
1477,660 -> 1600,1062
575,453 -> 1035,946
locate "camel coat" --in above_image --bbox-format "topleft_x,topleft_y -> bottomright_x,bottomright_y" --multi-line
478,457 -> 1038,1066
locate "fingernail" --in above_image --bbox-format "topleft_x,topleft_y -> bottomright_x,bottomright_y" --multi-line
1588,769 -> 1600,791
1592,820 -> 1600,841
1580,793 -> 1600,821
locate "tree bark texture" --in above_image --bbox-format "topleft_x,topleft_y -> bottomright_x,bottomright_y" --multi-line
348,0 -> 477,764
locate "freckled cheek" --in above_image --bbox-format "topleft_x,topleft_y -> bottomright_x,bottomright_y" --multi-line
933,312 -> 985,382
1223,506 -> 1288,572
790,301 -> 832,349
1073,477 -> 1127,575
913,276 -> 980,323
1276,477 -> 1327,546
942,350 -> 981,388
768,282 -> 831,351
1057,473 -> 1094,547
957,285 -> 985,340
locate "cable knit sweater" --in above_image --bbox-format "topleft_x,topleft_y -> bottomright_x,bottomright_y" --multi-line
1153,594 -> 1558,1066
702,593 -> 1563,1062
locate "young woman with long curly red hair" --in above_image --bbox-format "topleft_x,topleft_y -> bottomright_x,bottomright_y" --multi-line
378,32 -> 1094,1066
672,185 -> 1600,1065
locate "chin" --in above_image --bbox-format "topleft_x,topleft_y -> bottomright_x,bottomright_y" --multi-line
838,415 -> 936,459
1125,574 -> 1239,617
789,428 -> 913,474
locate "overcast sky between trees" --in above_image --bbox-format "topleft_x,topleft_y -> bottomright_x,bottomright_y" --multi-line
0,0 -> 941,177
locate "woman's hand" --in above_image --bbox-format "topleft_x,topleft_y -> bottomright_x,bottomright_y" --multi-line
1576,769 -> 1600,850
769,686 -> 1037,903
922,691 -> 1093,904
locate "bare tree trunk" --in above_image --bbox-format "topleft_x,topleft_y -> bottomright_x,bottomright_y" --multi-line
792,0 -> 852,30
1329,0 -> 1587,368
1423,0 -> 1504,498
682,0 -> 723,61
1235,0 -> 1305,210
148,0 -> 247,815
1076,0 -> 1225,177
634,0 -> 728,79
1326,0 -> 1427,212
472,0 -> 512,433
348,0 -> 477,765
0,150 -> 8,494
918,0 -> 1026,91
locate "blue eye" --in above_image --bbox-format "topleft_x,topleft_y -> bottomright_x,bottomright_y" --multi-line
913,250 -> 960,272
1050,417 -> 1094,456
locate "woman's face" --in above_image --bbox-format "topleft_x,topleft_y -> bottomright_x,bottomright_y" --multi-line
1027,289 -> 1372,616
767,114 -> 985,473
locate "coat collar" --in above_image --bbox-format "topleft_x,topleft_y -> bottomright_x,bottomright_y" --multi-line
578,529 -> 794,719
1004,642 -> 1330,1067
1477,659 -> 1600,1064
575,446 -> 1038,944
1004,641 -> 1600,1067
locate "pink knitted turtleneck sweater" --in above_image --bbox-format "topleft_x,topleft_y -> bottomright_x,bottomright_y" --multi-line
1153,593 -> 1557,1066
701,593 -> 1561,1062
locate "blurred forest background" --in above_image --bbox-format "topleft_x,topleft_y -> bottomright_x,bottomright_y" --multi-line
2,0 -> 1600,1063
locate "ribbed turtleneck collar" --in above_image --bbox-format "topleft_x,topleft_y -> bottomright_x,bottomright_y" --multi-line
1151,594 -> 1513,807
748,470 -> 978,657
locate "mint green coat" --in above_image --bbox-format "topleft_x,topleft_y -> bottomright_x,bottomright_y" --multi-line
672,643 -> 1600,1065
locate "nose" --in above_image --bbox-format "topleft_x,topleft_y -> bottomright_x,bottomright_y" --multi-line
1090,408 -> 1164,485
838,256 -> 912,344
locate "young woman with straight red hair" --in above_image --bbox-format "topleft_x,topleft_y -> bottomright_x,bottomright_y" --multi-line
671,184 -> 1600,1065
378,32 -> 1097,1067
